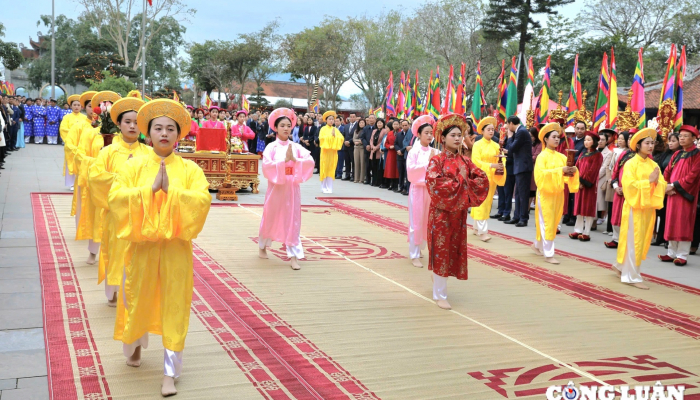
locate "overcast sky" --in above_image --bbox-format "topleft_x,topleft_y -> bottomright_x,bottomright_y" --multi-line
3,0 -> 585,96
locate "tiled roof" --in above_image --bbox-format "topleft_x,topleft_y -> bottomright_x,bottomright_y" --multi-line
618,65 -> 700,110
243,80 -> 324,99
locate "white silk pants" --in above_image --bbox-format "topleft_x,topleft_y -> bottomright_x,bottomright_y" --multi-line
574,215 -> 594,235
474,219 -> 488,235
321,177 -> 333,194
533,194 -> 555,258
668,241 -> 691,261
613,209 -> 644,283
259,237 -> 304,259
432,273 -> 448,301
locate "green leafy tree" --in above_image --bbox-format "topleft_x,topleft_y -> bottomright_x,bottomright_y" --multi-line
185,40 -> 230,95
74,38 -> 138,83
128,15 -> 186,90
87,71 -> 136,96
0,22 -> 23,71
482,0 -> 574,96
249,85 -> 270,110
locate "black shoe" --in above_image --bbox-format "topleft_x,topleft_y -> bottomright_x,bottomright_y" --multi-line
650,241 -> 666,247
379,184 -> 388,189
504,219 -> 520,225
490,213 -> 503,219
498,215 -> 510,222
401,191 -> 408,195
562,217 -> 571,225
515,221 -> 528,227
565,221 -> 575,227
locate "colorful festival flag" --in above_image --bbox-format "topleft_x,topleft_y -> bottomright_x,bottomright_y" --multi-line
659,44 -> 677,109
566,54 -> 582,127
205,93 -> 213,109
593,52 -> 610,132
505,56 -> 518,118
397,71 -> 406,118
607,48 -> 618,129
471,61 -> 487,124
538,55 -> 551,125
242,95 -> 250,112
386,71 -> 395,117
519,57 -> 534,123
172,90 -> 180,102
428,67 -> 441,120
312,98 -> 320,113
442,65 -> 454,115
496,59 -> 506,124
631,48 -> 646,129
675,45 -> 686,130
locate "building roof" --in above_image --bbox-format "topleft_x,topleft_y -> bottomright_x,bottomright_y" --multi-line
19,34 -> 46,60
243,80 -> 324,99
618,64 -> 700,110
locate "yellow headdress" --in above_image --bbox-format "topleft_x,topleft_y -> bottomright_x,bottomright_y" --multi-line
137,99 -> 192,140
477,116 -> 497,135
91,91 -> 122,106
67,94 -> 81,106
79,91 -> 98,108
434,113 -> 469,137
110,97 -> 146,125
538,122 -> 561,144
322,110 -> 337,122
629,127 -> 657,151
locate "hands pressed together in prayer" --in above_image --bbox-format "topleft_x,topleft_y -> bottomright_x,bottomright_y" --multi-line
285,144 -> 296,163
649,167 -> 660,185
563,166 -> 577,175
152,161 -> 169,194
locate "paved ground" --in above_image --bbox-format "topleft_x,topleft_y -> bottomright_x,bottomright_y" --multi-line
1,143 -> 698,400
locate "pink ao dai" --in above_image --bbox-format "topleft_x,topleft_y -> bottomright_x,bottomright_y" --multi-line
406,144 -> 439,245
259,139 -> 315,246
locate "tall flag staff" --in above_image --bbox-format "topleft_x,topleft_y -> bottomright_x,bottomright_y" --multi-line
496,59 -> 506,124
607,48 -> 619,130
675,45 -> 687,131
386,71 -> 396,117
566,54 -> 582,127
471,61 -> 487,124
593,52 -> 610,132
536,55 -> 551,126
631,48 -> 646,129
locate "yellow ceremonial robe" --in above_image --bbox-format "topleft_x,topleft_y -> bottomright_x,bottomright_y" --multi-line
470,138 -> 506,221
318,125 -> 344,181
74,125 -> 105,241
88,138 -> 152,287
534,148 -> 580,241
67,119 -> 94,216
617,154 -> 666,266
60,112 -> 89,177
109,152 -> 211,352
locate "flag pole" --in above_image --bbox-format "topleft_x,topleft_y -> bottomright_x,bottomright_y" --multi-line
50,0 -> 55,99
141,0 -> 146,95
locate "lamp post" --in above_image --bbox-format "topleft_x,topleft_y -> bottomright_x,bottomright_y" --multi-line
140,0 -> 146,96
50,0 -> 55,99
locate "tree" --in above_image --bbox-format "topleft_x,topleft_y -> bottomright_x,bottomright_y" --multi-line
282,26 -> 327,105
248,85 -> 270,110
346,11 -> 427,108
482,0 -> 574,96
75,0 -> 195,71
580,0 -> 690,49
73,38 -> 137,83
128,14 -> 186,90
226,22 -> 279,105
185,40 -> 231,96
315,19 -> 354,110
349,93 -> 370,112
0,22 -> 23,71
663,1 -> 700,62
273,99 -> 292,109
87,71 -> 136,95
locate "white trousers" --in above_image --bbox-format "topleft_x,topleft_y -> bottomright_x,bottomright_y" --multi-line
668,241 -> 691,261
34,135 -> 44,144
104,280 -> 118,301
432,273 -> 448,301
47,136 -> 57,145
474,219 -> 488,235
258,236 -> 304,259
64,164 -> 75,188
574,215 -> 594,235
408,200 -> 427,259
613,209 -> 643,283
612,225 -> 620,241
534,194 -> 555,258
121,270 -> 183,378
25,136 -> 31,143
321,177 -> 333,194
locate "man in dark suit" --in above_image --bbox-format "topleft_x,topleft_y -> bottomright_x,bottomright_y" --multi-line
494,133 -> 514,220
335,115 -> 346,179
342,113 -> 357,180
247,113 -> 259,153
395,119 -> 409,194
361,114 -> 377,184
503,116 -> 533,227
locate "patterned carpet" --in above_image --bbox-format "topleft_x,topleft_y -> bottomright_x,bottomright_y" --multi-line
32,193 -> 700,399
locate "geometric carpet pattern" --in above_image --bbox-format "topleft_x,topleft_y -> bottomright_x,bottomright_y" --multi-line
32,193 -> 700,399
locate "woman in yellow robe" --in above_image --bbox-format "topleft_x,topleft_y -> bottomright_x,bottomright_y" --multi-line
108,99 -> 211,397
470,116 -> 505,241
75,91 -> 122,265
318,110 -> 344,194
60,94 -> 89,190
88,95 -> 151,306
532,123 -> 579,264
615,128 -> 666,290
67,91 -> 97,217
